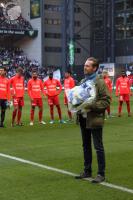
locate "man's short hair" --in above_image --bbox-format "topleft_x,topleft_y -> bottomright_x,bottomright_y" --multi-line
32,69 -> 37,74
87,57 -> 99,71
2,66 -> 7,72
17,67 -> 23,74
65,70 -> 72,75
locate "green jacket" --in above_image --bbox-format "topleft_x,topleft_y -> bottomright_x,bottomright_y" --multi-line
77,75 -> 111,128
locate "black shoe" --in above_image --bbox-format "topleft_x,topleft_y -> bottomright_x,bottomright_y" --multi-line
91,174 -> 105,183
0,123 -> 4,128
75,172 -> 92,179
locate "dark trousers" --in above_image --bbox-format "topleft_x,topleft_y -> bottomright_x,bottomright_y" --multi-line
79,115 -> 105,176
0,99 -> 7,125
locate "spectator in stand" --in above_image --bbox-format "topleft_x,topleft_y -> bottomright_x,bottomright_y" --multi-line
64,70 -> 75,121
116,70 -> 131,117
28,70 -> 46,126
10,67 -> 25,127
0,47 -> 45,81
43,72 -> 66,124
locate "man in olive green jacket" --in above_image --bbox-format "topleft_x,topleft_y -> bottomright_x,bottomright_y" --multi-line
75,57 -> 111,183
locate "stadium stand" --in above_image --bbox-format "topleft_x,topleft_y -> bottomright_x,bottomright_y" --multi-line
0,47 -> 47,85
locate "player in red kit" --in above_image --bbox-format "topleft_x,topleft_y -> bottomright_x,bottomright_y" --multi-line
116,71 -> 131,117
43,72 -> 65,124
102,70 -> 112,117
64,70 -> 75,121
0,67 -> 10,127
28,70 -> 46,126
10,67 -> 25,126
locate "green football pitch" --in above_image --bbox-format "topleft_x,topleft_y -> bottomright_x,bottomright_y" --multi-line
0,92 -> 133,200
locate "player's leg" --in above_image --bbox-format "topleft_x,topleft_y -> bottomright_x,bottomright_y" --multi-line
16,97 -> 24,126
56,104 -> 62,120
118,101 -> 123,117
30,106 -> 35,125
48,97 -> 55,123
49,105 -> 54,123
64,95 -> 72,120
38,98 -> 46,124
55,96 -> 66,123
17,106 -> 22,125
118,95 -> 123,117
106,106 -> 110,116
126,101 -> 131,116
1,100 -> 7,127
54,96 -> 62,120
30,98 -> 37,125
12,98 -> 18,126
12,106 -> 18,126
66,104 -> 72,120
125,95 -> 131,116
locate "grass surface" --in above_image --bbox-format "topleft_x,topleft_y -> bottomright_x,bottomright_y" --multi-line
0,92 -> 133,200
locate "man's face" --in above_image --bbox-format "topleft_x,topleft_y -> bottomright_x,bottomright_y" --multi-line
49,73 -> 53,79
32,72 -> 38,79
65,72 -> 70,78
122,72 -> 126,77
84,60 -> 97,75
0,69 -> 6,76
0,68 -> 3,76
17,72 -> 23,77
102,72 -> 108,78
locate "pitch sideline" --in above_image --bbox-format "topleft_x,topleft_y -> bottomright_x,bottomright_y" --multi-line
0,153 -> 133,195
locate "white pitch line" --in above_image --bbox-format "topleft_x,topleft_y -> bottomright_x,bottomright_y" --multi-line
0,153 -> 133,195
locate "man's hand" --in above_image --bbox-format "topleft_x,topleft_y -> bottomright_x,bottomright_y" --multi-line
12,93 -> 16,98
31,98 -> 34,103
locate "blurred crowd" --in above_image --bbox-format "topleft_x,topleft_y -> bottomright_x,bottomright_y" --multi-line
0,47 -> 47,85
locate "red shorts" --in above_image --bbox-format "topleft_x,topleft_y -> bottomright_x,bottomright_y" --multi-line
13,97 -> 24,107
31,98 -> 43,107
48,96 -> 59,105
119,94 -> 130,102
64,94 -> 68,105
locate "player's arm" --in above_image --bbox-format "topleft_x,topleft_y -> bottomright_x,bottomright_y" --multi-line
7,80 -> 11,101
71,78 -> 75,88
109,79 -> 113,94
43,81 -> 48,96
128,79 -> 132,95
115,79 -> 119,96
40,80 -> 45,96
27,80 -> 32,99
57,80 -> 62,94
10,77 -> 15,97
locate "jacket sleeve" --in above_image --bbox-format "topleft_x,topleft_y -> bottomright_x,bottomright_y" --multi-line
85,79 -> 111,113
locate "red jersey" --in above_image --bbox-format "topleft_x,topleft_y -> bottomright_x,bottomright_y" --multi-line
64,77 -> 75,91
10,75 -> 24,97
103,77 -> 112,93
116,76 -> 130,95
43,78 -> 62,97
28,78 -> 43,99
0,76 -> 10,100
